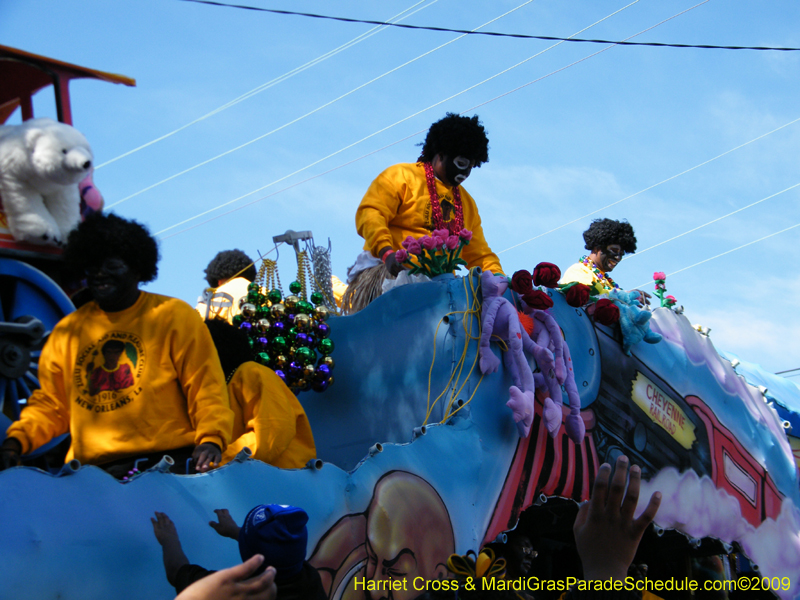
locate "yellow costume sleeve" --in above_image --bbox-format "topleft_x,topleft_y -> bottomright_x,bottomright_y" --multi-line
171,307 -> 234,451
355,165 -> 408,257
459,187 -> 504,275
355,163 -> 503,274
223,362 -> 316,468
5,325 -> 71,454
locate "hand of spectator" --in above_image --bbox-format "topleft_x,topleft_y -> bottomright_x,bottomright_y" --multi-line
380,246 -> 404,277
193,442 -> 221,473
209,508 -> 241,540
152,511 -> 190,586
174,555 -> 276,600
573,455 -> 661,581
0,437 -> 22,471
151,511 -> 181,547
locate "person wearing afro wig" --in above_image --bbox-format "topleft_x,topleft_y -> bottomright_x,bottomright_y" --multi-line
196,249 -> 257,324
0,213 -> 233,476
205,318 -> 316,469
347,113 -> 503,311
560,218 -> 650,304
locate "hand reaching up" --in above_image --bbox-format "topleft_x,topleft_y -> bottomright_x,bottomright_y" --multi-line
573,455 -> 661,581
209,508 -> 241,540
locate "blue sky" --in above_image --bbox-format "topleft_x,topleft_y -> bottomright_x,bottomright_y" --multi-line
3,0 -> 799,373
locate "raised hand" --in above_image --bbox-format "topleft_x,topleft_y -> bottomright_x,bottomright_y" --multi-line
573,455 -> 661,581
209,508 -> 241,540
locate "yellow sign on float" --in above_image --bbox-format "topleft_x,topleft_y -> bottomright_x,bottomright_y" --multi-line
631,372 -> 696,449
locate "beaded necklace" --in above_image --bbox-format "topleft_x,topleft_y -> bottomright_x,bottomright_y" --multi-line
225,366 -> 238,384
580,255 -> 619,290
423,162 -> 464,234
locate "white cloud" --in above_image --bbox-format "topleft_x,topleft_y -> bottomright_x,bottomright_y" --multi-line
639,468 -> 800,600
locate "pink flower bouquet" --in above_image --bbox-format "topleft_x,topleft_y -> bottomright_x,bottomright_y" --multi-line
397,229 -> 472,277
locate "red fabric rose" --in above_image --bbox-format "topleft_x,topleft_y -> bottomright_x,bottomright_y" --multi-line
593,298 -> 620,325
564,283 -> 590,307
522,289 -> 554,310
510,270 -> 533,295
533,262 -> 561,288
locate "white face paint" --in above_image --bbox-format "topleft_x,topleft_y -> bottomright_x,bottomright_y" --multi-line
447,155 -> 475,185
453,156 -> 472,170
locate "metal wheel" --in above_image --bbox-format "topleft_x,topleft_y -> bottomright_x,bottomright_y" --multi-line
0,258 -> 74,424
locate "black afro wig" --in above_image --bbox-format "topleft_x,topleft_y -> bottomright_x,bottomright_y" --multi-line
205,318 -> 254,375
64,212 -> 159,282
204,249 -> 256,287
582,218 -> 637,254
417,113 -> 489,167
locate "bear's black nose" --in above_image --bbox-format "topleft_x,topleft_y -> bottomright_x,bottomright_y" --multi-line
82,160 -> 91,169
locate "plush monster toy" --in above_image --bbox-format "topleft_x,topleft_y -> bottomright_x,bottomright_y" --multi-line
523,307 -> 586,444
478,271 -> 560,437
609,289 -> 663,355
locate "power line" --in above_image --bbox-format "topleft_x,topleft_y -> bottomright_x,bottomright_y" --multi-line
96,0 -> 436,170
158,131 -> 422,239
461,1 -> 704,114
776,367 -> 800,375
497,115 -> 800,255
633,220 -> 800,289
155,1 -> 701,239
176,0 -> 800,52
152,0 -> 648,237
626,182 -> 800,260
107,0 -> 538,209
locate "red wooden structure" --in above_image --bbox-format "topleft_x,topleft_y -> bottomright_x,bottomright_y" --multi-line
0,44 -> 135,126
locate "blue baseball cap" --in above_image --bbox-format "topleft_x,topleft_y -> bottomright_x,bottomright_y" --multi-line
238,504 -> 308,582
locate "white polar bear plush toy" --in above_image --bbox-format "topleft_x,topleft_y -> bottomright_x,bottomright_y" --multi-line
0,117 -> 94,246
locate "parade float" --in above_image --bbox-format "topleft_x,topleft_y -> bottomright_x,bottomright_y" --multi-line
1,46 -> 799,600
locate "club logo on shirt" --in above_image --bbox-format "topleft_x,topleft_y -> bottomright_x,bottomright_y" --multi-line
423,196 -> 455,231
73,331 -> 146,413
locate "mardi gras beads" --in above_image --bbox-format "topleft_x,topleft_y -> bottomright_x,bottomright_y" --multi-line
234,276 -> 334,394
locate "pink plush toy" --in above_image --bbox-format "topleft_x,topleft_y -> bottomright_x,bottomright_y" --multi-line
523,306 -> 586,444
478,271 -> 559,437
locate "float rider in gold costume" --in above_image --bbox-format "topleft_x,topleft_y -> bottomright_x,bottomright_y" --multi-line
345,113 -> 503,312
0,213 -> 233,476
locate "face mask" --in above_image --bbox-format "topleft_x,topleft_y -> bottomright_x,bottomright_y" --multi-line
444,155 -> 474,186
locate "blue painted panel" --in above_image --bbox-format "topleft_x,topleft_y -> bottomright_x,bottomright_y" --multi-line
1,275 -> 799,599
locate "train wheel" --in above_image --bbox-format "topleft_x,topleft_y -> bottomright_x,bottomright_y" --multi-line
0,258 -> 74,422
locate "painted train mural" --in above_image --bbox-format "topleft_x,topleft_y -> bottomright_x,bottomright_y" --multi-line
1,46 -> 800,600
1,270 -> 799,599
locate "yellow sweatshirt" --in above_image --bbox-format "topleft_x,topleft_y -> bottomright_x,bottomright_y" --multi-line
355,162 -> 504,275
221,361 -> 316,469
560,261 -> 616,293
7,292 -> 233,465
